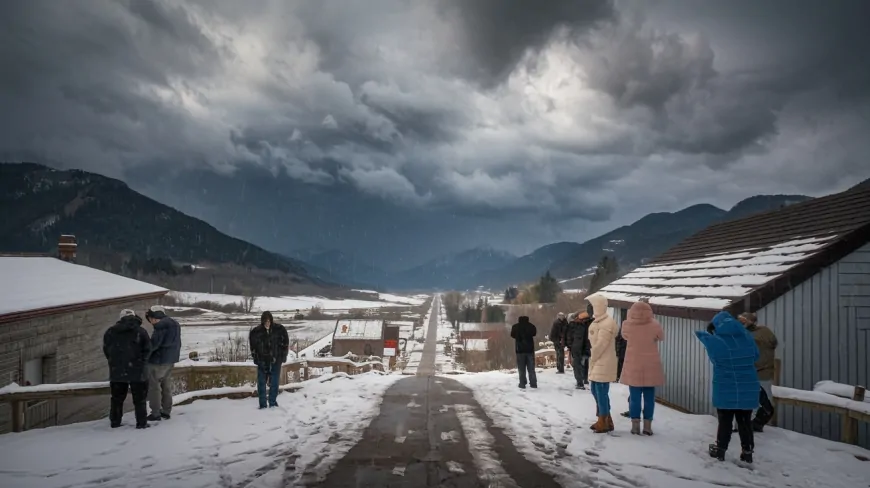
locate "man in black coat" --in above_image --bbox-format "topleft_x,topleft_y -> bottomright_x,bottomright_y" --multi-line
566,311 -> 593,389
550,312 -> 568,374
249,311 -> 290,408
510,315 -> 537,389
103,309 -> 151,429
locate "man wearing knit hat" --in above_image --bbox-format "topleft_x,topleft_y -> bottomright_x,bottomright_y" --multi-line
739,312 -> 778,431
103,309 -> 151,429
145,305 -> 182,422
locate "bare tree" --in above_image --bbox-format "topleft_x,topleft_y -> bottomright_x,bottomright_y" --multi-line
241,295 -> 258,314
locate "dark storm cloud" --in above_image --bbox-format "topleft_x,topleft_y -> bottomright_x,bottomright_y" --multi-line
1,0 -> 869,266
438,0 -> 616,87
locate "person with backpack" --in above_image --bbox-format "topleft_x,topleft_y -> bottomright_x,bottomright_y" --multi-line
103,309 -> 152,429
249,311 -> 290,408
696,311 -> 760,464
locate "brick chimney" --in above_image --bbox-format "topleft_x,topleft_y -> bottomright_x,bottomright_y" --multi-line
58,235 -> 77,262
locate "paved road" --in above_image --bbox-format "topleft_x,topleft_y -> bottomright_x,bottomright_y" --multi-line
313,296 -> 562,488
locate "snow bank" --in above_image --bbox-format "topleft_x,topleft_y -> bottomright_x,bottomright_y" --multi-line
453,370 -> 868,488
813,380 -> 870,403
773,385 -> 870,415
169,291 -> 423,313
0,372 -> 401,488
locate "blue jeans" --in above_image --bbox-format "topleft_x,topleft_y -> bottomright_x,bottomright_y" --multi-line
629,386 -> 656,420
591,381 -> 611,416
257,363 -> 281,407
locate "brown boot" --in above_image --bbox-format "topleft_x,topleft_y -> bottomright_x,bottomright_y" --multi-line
591,416 -> 609,434
643,419 -> 653,436
590,406 -> 600,430
606,414 -> 615,432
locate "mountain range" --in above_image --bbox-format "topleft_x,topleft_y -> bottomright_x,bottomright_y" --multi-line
7,162 -> 858,294
0,163 -> 359,296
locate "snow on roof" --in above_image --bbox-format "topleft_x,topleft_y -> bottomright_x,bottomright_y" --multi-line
458,322 -> 506,332
0,257 -> 167,318
462,339 -> 489,351
333,319 -> 384,341
601,236 -> 837,311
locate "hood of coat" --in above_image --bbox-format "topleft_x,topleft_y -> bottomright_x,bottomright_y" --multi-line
626,301 -> 654,324
586,293 -> 608,318
711,311 -> 745,336
518,316 -> 530,324
112,314 -> 142,332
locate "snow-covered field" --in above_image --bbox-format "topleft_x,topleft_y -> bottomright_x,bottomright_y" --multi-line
453,370 -> 869,488
180,321 -> 337,357
170,291 -> 426,313
0,373 -> 401,488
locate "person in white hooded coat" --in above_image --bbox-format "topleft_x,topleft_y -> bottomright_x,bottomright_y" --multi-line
586,293 -> 619,433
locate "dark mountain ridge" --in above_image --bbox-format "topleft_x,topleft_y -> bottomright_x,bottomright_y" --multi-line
0,163 -> 350,295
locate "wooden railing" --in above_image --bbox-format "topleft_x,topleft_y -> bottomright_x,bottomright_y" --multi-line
772,380 -> 868,445
0,357 -> 384,433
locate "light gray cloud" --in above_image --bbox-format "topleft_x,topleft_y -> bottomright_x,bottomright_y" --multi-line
1,0 -> 869,256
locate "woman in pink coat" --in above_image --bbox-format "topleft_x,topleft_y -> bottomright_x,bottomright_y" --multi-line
619,301 -> 665,436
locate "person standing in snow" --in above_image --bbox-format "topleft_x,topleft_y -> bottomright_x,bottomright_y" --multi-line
566,310 -> 592,389
145,305 -> 182,422
739,312 -> 778,432
249,311 -> 290,408
586,293 -> 619,434
549,312 -> 569,374
510,315 -> 537,389
103,309 -> 151,429
619,301 -> 665,435
696,311 -> 760,463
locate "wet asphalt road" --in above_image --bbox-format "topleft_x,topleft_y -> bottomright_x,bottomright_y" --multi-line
311,296 -> 562,488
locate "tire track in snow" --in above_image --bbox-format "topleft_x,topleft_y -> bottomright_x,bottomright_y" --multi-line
453,404 -> 519,488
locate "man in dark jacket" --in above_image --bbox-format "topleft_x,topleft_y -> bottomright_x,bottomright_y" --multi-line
739,312 -> 778,432
249,311 -> 290,408
510,316 -> 537,389
145,305 -> 182,421
550,312 -> 568,373
103,309 -> 151,429
566,311 -> 593,389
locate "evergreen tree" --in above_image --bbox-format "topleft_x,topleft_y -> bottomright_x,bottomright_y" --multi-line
588,255 -> 620,294
535,270 -> 561,303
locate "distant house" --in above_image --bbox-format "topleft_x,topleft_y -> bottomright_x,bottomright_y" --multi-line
600,183 -> 870,447
331,319 -> 385,358
458,322 -> 506,341
0,254 -> 167,434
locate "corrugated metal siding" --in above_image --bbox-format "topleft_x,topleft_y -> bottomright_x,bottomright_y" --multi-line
756,242 -> 870,448
655,315 -> 714,415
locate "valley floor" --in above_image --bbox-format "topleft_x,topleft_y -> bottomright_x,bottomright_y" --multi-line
1,295 -> 867,488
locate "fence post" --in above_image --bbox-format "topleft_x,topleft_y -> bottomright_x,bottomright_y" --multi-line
770,358 -> 781,427
11,401 -> 25,433
303,364 -> 309,382
853,385 -> 866,402
841,385 -> 866,445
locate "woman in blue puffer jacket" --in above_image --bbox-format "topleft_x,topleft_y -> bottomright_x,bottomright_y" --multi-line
695,311 -> 760,464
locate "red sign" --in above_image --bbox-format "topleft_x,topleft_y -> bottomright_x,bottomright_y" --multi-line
384,339 -> 398,349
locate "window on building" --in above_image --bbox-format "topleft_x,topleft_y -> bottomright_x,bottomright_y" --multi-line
23,357 -> 44,387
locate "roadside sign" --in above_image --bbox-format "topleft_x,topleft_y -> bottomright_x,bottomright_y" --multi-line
384,339 -> 398,357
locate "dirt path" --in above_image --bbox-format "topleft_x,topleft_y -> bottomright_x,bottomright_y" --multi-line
312,296 -> 561,487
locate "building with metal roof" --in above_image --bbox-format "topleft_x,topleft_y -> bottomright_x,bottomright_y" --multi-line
601,182 -> 870,447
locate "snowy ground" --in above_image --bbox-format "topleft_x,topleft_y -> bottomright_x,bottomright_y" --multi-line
0,373 -> 401,488
180,321 -> 336,357
452,370 -> 869,488
170,291 -> 426,313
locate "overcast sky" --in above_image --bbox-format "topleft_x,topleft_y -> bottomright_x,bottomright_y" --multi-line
2,0 -> 869,268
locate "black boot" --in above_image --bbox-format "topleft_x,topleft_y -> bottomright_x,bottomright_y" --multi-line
708,443 -> 725,461
740,449 -> 753,463
136,423 -> 150,430
146,413 -> 162,422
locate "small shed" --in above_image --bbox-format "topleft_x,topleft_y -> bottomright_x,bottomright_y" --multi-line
0,256 -> 168,433
331,319 -> 385,358
458,322 -> 507,341
601,183 -> 870,447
